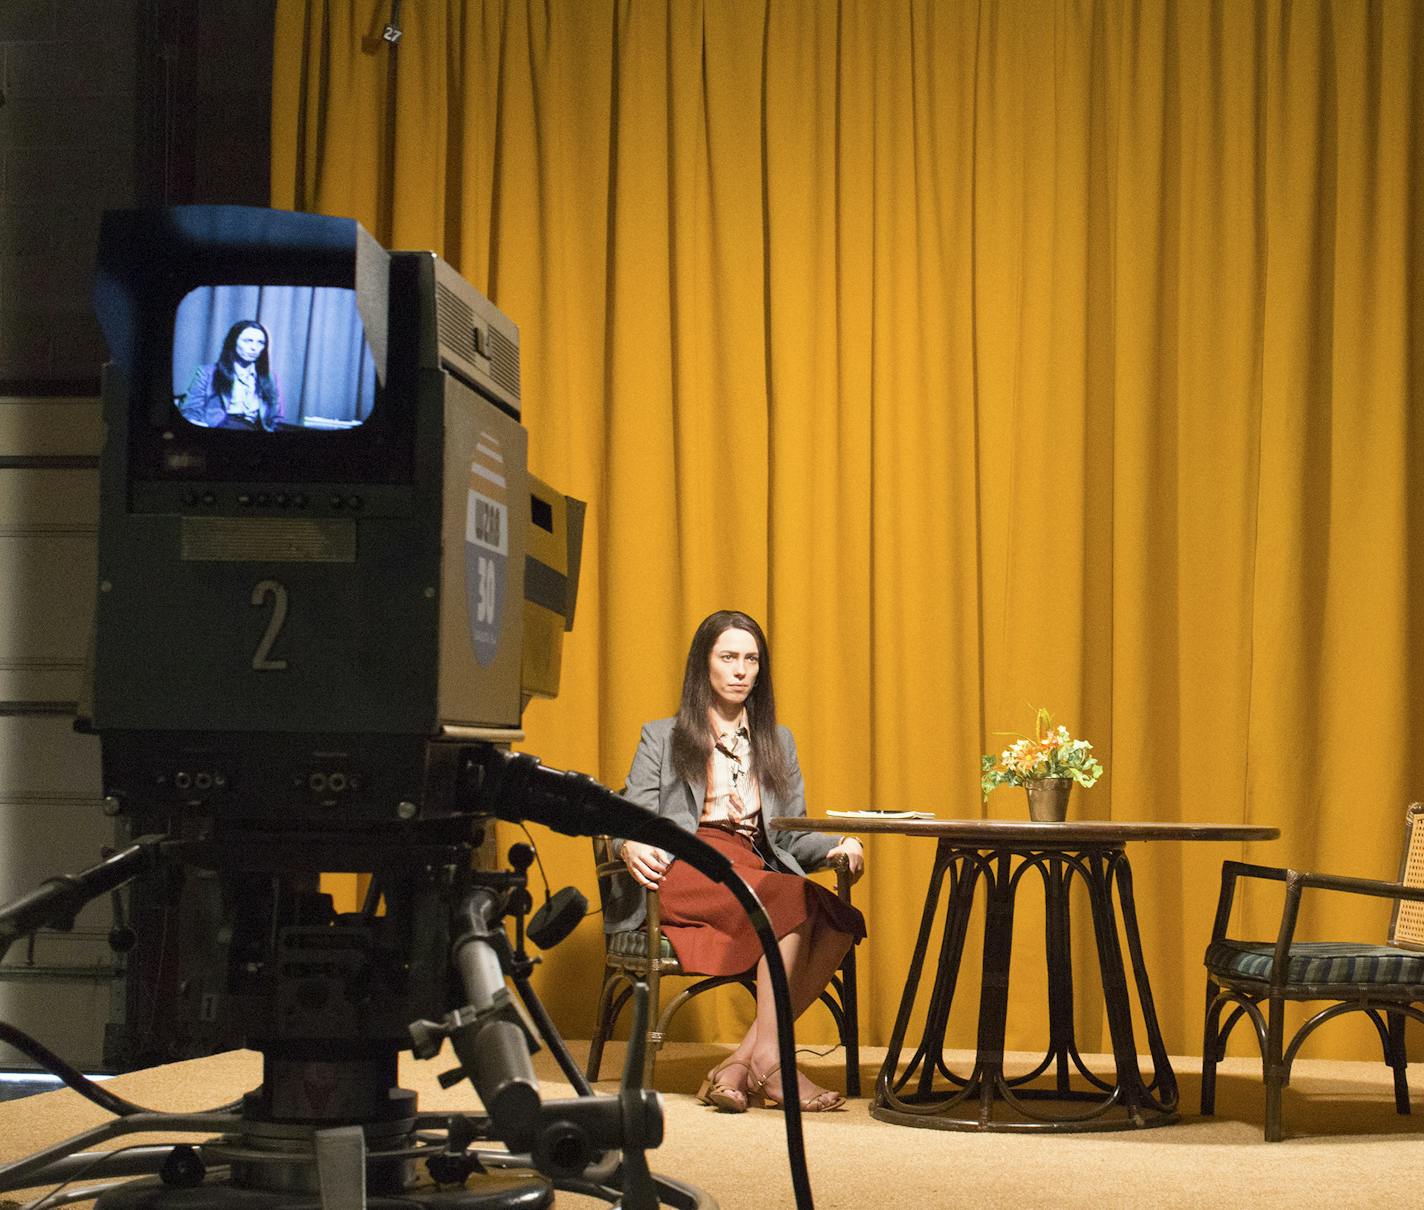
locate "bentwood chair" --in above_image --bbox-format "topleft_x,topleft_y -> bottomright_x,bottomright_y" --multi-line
586,835 -> 860,1094
1201,802 -> 1424,1140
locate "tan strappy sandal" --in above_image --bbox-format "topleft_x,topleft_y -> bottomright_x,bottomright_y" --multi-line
747,1062 -> 845,1112
696,1059 -> 751,1113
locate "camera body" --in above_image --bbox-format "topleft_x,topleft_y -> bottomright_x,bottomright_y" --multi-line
90,207 -> 582,829
87,207 -> 583,1066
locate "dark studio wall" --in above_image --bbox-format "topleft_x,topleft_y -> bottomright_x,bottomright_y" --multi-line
0,0 -> 276,394
0,0 -> 276,1070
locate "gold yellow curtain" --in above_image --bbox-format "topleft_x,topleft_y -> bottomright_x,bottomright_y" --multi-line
272,0 -> 1424,1061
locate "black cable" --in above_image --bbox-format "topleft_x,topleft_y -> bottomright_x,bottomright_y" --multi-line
695,862 -> 811,1210
20,1142 -> 177,1210
0,1022 -> 237,1119
0,1022 -> 147,1117
22,1179 -> 138,1208
0,1113 -> 238,1194
584,821 -> 810,1207
516,822 -> 554,901
478,750 -> 815,1210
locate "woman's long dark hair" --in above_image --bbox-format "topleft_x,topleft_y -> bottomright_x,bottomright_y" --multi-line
212,320 -> 278,409
670,610 -> 791,799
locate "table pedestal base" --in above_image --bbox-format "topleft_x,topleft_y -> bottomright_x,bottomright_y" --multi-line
874,841 -> 1178,1132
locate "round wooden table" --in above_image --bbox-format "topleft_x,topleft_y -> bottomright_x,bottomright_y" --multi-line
768,816 -> 1278,1132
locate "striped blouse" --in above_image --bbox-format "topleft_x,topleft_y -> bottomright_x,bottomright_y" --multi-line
702,712 -> 760,837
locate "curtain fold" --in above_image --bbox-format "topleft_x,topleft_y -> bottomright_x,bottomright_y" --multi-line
273,0 -> 1424,1059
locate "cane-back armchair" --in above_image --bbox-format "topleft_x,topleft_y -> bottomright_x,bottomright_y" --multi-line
586,835 -> 860,1094
1201,802 -> 1424,1140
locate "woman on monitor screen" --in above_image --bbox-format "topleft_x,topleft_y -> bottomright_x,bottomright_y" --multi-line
613,609 -> 866,1113
180,319 -> 283,430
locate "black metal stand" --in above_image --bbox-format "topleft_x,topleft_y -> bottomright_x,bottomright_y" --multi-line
0,840 -> 715,1209
872,839 -> 1178,1131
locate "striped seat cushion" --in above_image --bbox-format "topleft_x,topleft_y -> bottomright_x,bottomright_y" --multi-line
1206,939 -> 1424,986
607,929 -> 677,962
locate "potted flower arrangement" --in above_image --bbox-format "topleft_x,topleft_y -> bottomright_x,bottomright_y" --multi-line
981,708 -> 1104,821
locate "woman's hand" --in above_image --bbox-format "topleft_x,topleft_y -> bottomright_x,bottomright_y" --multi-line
826,836 -> 865,884
621,841 -> 673,889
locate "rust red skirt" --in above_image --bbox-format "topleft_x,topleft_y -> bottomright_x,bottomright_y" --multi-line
656,825 -> 866,975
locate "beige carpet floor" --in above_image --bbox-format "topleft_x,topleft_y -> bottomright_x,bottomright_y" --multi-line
3,1041 -> 1422,1208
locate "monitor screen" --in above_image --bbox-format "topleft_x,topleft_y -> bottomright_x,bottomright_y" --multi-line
172,285 -> 378,433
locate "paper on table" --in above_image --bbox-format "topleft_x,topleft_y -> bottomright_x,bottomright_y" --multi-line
826,809 -> 935,820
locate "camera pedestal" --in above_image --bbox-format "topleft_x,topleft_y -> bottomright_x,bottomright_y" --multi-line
93,1052 -> 554,1208
93,1171 -> 552,1208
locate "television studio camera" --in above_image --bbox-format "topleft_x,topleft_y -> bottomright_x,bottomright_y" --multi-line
0,206 -> 814,1209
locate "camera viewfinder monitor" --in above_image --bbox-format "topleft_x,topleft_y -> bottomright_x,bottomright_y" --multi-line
96,205 -> 406,489
171,285 -> 378,434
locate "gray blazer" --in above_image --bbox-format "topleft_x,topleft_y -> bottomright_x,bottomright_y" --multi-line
603,716 -> 837,934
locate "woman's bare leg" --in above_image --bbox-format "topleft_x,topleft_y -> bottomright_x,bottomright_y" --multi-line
717,914 -> 853,1102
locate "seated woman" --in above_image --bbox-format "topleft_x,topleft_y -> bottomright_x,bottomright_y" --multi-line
612,610 -> 866,1112
179,319 -> 283,431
